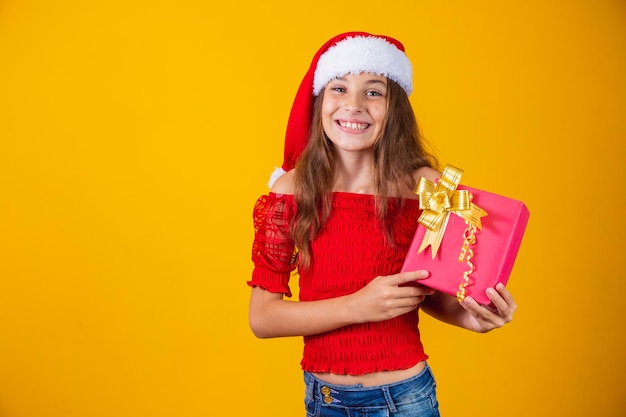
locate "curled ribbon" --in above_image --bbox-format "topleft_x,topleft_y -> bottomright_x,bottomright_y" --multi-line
415,165 -> 488,259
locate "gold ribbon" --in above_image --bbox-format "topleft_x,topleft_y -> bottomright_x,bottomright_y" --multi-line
415,165 -> 488,259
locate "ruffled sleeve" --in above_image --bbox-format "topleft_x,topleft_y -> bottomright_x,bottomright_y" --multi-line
248,193 -> 297,297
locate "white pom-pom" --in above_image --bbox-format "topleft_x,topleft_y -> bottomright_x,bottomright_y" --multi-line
268,167 -> 286,189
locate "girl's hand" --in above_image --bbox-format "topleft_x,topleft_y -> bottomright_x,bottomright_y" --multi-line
460,283 -> 517,333
347,270 -> 435,324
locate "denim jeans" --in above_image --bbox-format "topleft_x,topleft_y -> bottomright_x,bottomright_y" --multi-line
303,363 -> 440,417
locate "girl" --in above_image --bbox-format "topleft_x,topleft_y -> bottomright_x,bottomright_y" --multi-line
248,32 -> 516,417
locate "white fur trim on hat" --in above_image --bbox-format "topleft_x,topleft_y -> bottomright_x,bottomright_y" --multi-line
313,36 -> 413,96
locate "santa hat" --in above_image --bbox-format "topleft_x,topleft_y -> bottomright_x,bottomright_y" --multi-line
269,31 -> 413,187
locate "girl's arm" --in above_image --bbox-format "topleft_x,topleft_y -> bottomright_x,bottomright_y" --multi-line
420,283 -> 517,333
249,270 -> 434,338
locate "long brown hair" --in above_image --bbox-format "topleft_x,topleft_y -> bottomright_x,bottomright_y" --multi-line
292,78 -> 437,269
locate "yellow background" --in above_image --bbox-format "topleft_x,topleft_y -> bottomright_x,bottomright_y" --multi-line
1,1 -> 624,416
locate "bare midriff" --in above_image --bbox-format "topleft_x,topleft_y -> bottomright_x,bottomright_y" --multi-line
312,360 -> 426,387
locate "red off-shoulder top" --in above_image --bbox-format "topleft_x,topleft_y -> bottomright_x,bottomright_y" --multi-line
248,192 -> 428,375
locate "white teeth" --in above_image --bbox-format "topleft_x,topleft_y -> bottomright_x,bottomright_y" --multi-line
340,121 -> 368,130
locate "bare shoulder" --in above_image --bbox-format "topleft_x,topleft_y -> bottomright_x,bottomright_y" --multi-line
270,169 -> 296,195
403,166 -> 441,200
414,166 -> 441,182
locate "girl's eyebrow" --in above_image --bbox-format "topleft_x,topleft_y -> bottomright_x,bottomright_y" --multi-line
366,79 -> 387,87
333,76 -> 388,87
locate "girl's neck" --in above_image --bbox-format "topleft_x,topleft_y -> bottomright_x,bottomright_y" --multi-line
331,158 -> 376,194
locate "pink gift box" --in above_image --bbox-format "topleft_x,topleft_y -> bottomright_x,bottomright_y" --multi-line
401,185 -> 530,305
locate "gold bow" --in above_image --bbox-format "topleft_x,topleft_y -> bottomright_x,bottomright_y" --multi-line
415,165 -> 488,259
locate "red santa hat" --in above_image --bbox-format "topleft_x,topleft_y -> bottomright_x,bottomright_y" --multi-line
269,31 -> 413,187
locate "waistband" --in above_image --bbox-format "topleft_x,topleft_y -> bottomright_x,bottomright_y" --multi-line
304,362 -> 435,411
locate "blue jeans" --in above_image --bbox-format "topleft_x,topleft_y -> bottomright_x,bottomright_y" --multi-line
303,363 -> 440,417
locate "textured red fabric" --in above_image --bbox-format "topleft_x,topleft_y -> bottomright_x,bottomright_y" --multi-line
249,193 -> 298,297
249,192 -> 429,375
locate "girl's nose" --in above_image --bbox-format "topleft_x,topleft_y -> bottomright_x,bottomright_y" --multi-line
344,92 -> 363,112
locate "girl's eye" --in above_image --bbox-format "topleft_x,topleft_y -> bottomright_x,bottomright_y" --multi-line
366,90 -> 383,97
331,86 -> 346,93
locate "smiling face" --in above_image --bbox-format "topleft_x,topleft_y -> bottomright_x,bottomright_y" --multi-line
321,72 -> 389,158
